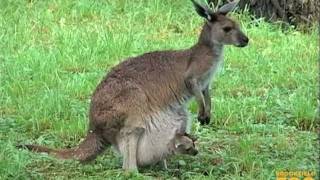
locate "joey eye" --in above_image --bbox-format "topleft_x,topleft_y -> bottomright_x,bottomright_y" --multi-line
223,27 -> 232,32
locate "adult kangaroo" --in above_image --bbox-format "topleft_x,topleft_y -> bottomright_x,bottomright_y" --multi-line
19,0 -> 248,171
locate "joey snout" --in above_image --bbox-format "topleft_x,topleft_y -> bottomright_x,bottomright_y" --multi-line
191,148 -> 198,156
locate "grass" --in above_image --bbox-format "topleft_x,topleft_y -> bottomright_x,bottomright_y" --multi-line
0,0 -> 318,179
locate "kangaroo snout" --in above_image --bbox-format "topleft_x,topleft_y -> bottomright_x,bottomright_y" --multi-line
237,34 -> 249,47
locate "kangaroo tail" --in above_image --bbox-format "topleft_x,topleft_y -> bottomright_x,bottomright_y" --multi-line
17,131 -> 106,162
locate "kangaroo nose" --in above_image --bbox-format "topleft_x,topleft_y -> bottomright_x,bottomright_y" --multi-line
242,36 -> 249,43
238,36 -> 249,47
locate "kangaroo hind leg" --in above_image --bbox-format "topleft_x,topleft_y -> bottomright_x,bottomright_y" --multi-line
120,126 -> 144,171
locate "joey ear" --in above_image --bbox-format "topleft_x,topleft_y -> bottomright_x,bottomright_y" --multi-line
174,141 -> 182,149
190,135 -> 198,142
184,133 -> 198,142
218,0 -> 239,15
174,135 -> 183,148
191,0 -> 216,22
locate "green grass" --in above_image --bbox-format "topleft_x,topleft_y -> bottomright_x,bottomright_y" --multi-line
0,0 -> 318,179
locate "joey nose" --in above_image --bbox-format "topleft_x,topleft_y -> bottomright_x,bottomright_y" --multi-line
193,149 -> 198,156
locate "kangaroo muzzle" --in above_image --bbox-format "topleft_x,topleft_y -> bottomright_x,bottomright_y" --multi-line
236,32 -> 249,47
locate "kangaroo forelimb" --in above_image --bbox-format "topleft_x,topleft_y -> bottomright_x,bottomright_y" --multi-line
198,86 -> 211,125
185,78 -> 210,124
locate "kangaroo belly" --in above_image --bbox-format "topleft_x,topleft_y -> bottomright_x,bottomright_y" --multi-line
117,106 -> 188,167
138,108 -> 188,166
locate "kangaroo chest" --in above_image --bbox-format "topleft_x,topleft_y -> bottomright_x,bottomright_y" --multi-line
199,55 -> 223,90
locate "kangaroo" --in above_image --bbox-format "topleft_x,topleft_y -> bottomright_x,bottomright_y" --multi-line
18,0 -> 248,171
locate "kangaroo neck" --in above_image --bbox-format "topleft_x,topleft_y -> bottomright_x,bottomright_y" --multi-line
196,23 -> 224,57
192,41 -> 224,59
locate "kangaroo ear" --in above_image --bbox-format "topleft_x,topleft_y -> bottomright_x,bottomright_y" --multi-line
191,0 -> 216,22
218,0 -> 239,15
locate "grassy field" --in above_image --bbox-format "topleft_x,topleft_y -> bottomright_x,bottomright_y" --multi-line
0,0 -> 318,179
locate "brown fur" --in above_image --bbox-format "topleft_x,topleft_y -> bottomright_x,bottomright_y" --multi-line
18,1 -> 248,171
17,132 -> 104,162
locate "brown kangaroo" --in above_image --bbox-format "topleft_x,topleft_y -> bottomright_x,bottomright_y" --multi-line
18,0 -> 248,171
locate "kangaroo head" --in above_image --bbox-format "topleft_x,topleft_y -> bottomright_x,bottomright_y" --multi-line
191,0 -> 249,47
173,133 -> 198,156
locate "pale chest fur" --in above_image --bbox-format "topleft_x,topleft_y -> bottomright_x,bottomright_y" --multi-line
199,49 -> 224,90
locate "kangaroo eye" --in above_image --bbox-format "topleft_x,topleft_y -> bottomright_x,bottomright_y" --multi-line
223,27 -> 232,32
